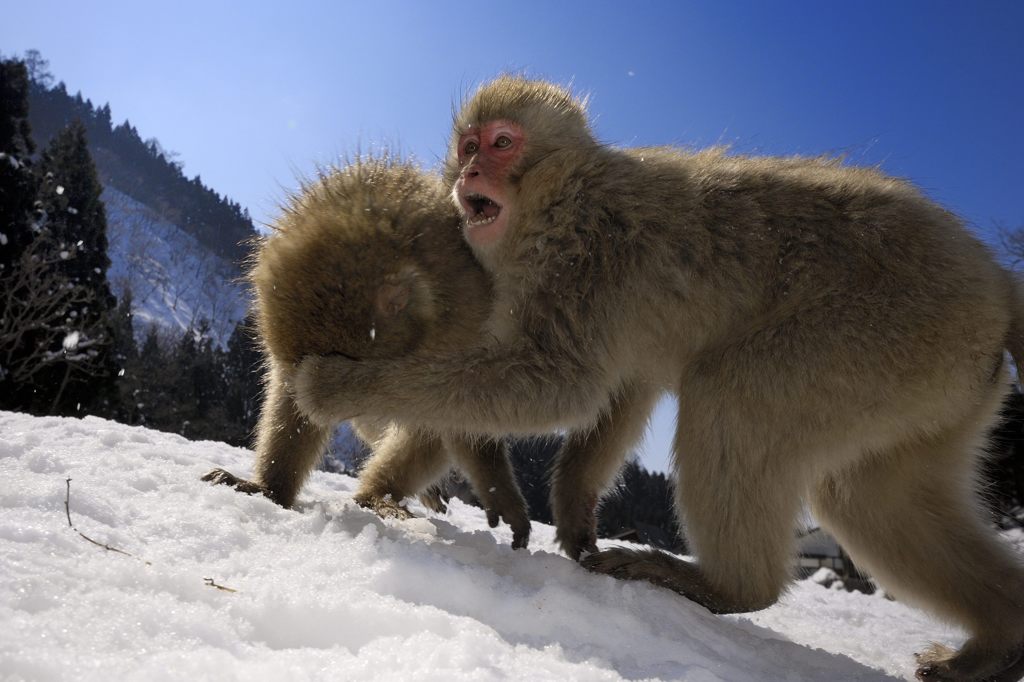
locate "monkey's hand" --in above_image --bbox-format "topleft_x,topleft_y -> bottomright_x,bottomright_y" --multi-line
417,485 -> 450,514
352,490 -> 415,520
291,354 -> 369,426
481,498 -> 531,550
554,492 -> 600,561
202,468 -> 273,499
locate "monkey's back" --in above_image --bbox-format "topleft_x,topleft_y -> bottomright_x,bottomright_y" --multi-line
636,149 -> 1012,433
690,151 -> 1010,357
510,144 -> 1013,421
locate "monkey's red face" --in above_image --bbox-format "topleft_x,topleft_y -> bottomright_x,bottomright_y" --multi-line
454,119 -> 524,252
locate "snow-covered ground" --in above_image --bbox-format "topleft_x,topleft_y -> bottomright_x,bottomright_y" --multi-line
1,410 -> 985,681
104,187 -> 249,347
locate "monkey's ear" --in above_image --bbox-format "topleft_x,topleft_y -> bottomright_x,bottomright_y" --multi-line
375,281 -> 412,318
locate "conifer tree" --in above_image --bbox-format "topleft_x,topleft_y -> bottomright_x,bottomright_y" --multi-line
129,324 -> 174,426
221,317 -> 263,446
0,58 -> 38,272
0,113 -> 120,415
27,120 -> 118,414
38,120 -> 112,291
108,287 -> 138,421
0,58 -> 42,408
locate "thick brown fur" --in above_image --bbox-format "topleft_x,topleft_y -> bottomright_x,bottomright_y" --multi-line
293,77 -> 1024,680
203,156 -> 530,547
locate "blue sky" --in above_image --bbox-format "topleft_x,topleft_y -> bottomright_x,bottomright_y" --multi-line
3,1 -> 1022,473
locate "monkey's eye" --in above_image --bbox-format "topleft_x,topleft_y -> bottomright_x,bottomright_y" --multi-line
463,140 -> 479,155
494,135 -> 512,149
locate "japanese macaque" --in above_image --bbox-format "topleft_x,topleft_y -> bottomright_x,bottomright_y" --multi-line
292,77 -> 1024,680
203,156 -> 530,548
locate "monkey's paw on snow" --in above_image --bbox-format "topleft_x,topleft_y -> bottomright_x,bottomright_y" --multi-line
486,504 -> 531,550
416,486 -> 450,514
556,525 -> 599,562
202,468 -> 275,500
913,640 -> 1024,682
553,494 -> 600,560
352,491 -> 416,521
581,547 -> 745,616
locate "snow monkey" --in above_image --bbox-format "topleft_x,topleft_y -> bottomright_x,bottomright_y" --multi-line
203,156 -> 530,548
292,77 -> 1024,680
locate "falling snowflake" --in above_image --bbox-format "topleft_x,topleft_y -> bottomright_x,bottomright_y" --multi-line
62,332 -> 81,351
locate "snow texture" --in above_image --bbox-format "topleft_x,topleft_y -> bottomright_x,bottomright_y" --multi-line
103,187 -> 249,347
0,410 -> 971,681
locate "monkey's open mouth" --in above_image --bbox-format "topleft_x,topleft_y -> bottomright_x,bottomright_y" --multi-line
464,192 -> 502,227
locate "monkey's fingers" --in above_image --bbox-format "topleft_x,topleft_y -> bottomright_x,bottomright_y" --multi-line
417,488 -> 449,514
355,494 -> 415,521
201,468 -> 269,497
915,641 -> 1024,681
483,501 -> 531,549
914,644 -> 956,681
557,527 -> 599,562
201,467 -> 237,485
509,519 -> 531,550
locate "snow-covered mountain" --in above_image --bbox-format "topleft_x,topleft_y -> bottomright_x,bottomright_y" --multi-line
104,186 -> 250,347
1,409 -> 993,681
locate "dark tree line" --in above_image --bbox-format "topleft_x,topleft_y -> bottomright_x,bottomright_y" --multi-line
987,389 -> 1024,528
113,314 -> 264,446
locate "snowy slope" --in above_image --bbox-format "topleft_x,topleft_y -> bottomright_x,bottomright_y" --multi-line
0,410 -> 973,681
103,187 -> 249,347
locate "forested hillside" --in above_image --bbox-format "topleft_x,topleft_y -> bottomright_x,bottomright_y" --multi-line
23,50 -> 255,265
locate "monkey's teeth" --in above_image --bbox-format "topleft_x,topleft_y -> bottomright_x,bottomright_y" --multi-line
468,215 -> 497,227
464,192 -> 502,221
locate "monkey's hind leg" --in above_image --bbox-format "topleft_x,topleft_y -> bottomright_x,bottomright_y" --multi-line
446,435 -> 531,549
353,425 -> 452,520
812,418 -> 1024,682
552,384 -> 659,560
584,395 -> 803,614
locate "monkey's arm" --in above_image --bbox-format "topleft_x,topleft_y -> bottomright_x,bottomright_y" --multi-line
292,340 -> 613,436
551,383 -> 660,560
204,362 -> 332,508
353,424 -> 452,520
351,426 -> 529,547
444,435 -> 531,549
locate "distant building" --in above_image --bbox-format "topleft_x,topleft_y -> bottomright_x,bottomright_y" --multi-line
798,527 -> 877,594
797,526 -> 846,573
